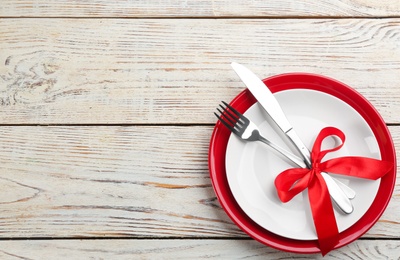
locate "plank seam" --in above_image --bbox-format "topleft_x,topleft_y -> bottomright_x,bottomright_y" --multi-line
0,237 -> 397,241
0,124 -> 215,127
1,16 -> 400,20
0,124 -> 397,127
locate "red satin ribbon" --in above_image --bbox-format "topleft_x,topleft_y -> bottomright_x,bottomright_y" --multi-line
274,127 -> 393,255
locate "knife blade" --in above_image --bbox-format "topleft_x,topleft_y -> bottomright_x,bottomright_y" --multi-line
231,62 -> 354,214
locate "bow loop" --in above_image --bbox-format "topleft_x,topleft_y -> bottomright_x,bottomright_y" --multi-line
311,127 -> 345,164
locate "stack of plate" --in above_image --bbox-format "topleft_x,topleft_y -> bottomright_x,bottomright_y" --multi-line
208,73 -> 396,253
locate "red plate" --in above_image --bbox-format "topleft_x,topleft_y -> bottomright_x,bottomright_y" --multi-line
208,73 -> 396,253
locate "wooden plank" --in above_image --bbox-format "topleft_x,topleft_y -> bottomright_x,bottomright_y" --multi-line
1,0 -> 400,18
0,125 -> 398,238
1,19 -> 400,124
0,239 -> 398,259
0,125 -> 240,238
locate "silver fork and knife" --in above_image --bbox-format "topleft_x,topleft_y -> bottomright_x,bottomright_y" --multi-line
216,101 -> 307,168
215,62 -> 356,214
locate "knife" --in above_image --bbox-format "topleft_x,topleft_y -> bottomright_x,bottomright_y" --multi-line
231,62 -> 355,214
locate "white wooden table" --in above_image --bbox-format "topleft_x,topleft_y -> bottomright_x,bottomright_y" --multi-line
0,1 -> 399,259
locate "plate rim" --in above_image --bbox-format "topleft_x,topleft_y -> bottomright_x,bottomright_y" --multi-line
208,72 -> 397,253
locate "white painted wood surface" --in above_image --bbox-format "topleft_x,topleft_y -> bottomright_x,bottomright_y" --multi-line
1,19 -> 399,124
0,239 -> 398,259
0,0 -> 399,258
1,0 -> 400,17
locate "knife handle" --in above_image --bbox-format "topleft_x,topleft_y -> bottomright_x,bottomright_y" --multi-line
285,128 -> 355,214
321,172 -> 354,214
285,128 -> 312,167
285,128 -> 356,198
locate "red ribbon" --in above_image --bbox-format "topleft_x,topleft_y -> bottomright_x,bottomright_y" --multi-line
274,127 -> 393,255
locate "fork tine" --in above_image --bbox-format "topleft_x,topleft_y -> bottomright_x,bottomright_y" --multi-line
215,102 -> 243,131
221,101 -> 247,123
218,105 -> 239,127
216,107 -> 238,130
214,112 -> 239,134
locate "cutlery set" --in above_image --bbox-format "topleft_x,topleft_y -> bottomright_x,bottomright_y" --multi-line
216,62 -> 356,214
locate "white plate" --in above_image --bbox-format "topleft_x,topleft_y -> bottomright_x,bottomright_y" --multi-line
225,89 -> 381,240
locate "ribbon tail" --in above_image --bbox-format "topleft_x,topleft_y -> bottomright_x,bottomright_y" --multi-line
309,173 -> 339,255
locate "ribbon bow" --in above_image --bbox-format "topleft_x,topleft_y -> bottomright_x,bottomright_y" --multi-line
274,127 -> 393,255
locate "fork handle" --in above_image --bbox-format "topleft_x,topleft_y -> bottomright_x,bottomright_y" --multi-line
258,136 -> 307,168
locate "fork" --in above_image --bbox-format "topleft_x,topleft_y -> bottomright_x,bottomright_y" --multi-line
215,101 -> 356,213
215,101 -> 307,168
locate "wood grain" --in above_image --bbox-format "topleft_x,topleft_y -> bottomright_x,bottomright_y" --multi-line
0,125 -> 398,238
1,19 -> 399,124
2,0 -> 399,258
0,125 -> 239,238
1,0 -> 400,18
0,239 -> 398,259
